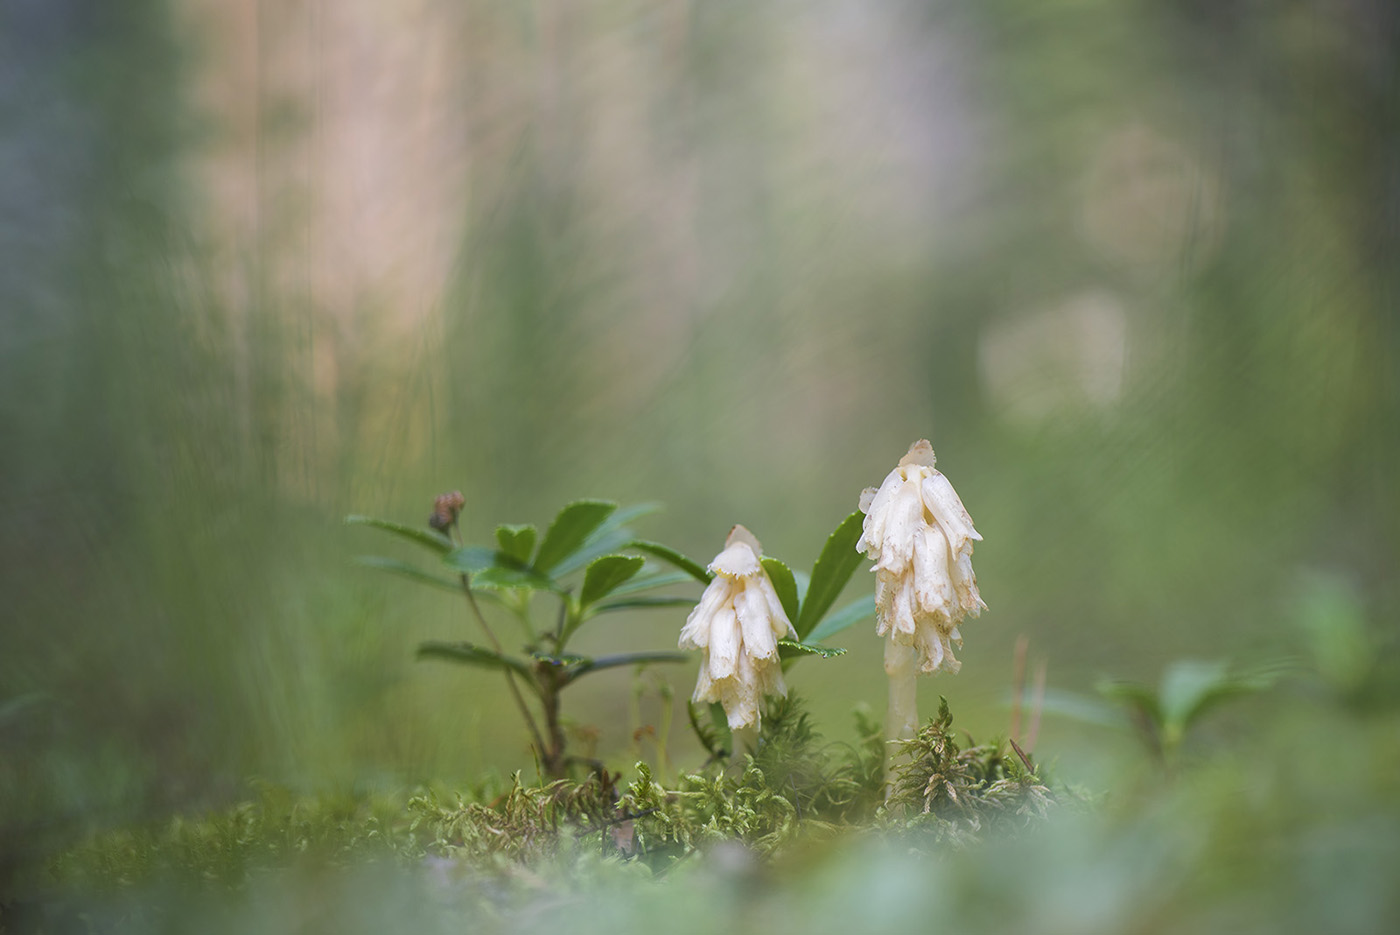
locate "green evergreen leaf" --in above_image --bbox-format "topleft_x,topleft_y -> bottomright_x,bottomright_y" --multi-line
352,555 -> 462,594
549,503 -> 660,577
626,540 -> 713,585
580,554 -> 646,607
442,546 -> 497,574
1096,678 -> 1165,728
416,642 -> 535,681
595,596 -> 699,613
574,650 -> 690,676
471,563 -> 559,591
778,639 -> 847,659
606,569 -> 694,598
533,500 -> 618,574
494,524 -> 537,564
345,515 -> 454,554
760,557 -> 799,623
805,594 -> 876,644
794,511 -> 865,639
443,547 -> 559,591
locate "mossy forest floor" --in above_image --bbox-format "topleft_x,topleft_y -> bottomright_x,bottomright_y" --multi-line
11,692 -> 1400,935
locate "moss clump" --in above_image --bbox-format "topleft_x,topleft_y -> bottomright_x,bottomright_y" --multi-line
43,696 -> 1059,897
883,697 -> 1053,845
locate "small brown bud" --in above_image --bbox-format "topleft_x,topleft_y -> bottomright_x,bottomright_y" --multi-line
429,491 -> 466,530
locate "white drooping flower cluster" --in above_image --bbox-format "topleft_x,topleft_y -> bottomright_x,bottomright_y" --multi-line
857,439 -> 985,675
677,525 -> 797,730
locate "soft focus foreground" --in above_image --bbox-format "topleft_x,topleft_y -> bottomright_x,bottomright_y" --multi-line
2,0 -> 1398,930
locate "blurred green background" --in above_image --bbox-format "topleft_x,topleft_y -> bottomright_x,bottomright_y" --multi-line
2,0 -> 1396,871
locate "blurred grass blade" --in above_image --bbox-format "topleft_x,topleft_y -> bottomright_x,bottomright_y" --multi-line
345,515 -> 454,554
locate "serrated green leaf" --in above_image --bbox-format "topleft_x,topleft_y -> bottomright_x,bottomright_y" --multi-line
580,554 -> 646,607
345,515 -> 454,554
795,511 -> 866,639
778,639 -> 847,659
353,556 -> 462,594
760,557 -> 799,623
533,500 -> 618,574
495,524 -> 537,564
805,593 -> 876,644
627,540 -> 713,585
416,642 -> 535,681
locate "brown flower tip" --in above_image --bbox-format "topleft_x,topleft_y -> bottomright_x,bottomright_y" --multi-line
429,491 -> 466,530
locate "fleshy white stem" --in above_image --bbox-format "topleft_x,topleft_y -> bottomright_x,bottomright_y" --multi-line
885,640 -> 920,743
885,639 -> 919,791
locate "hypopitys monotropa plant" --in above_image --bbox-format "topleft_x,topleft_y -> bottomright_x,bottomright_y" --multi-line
678,525 -> 797,737
857,440 -> 985,766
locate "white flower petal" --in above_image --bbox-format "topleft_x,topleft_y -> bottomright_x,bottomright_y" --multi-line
913,524 -> 955,617
678,577 -> 732,649
709,541 -> 761,579
708,605 -> 741,679
735,580 -> 778,660
921,472 -> 982,544
877,482 -> 924,572
753,576 -> 796,638
914,623 -> 947,673
889,574 -> 917,638
692,653 -> 717,703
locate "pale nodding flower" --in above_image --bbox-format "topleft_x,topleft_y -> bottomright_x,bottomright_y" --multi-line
678,525 -> 796,732
857,440 -> 985,745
